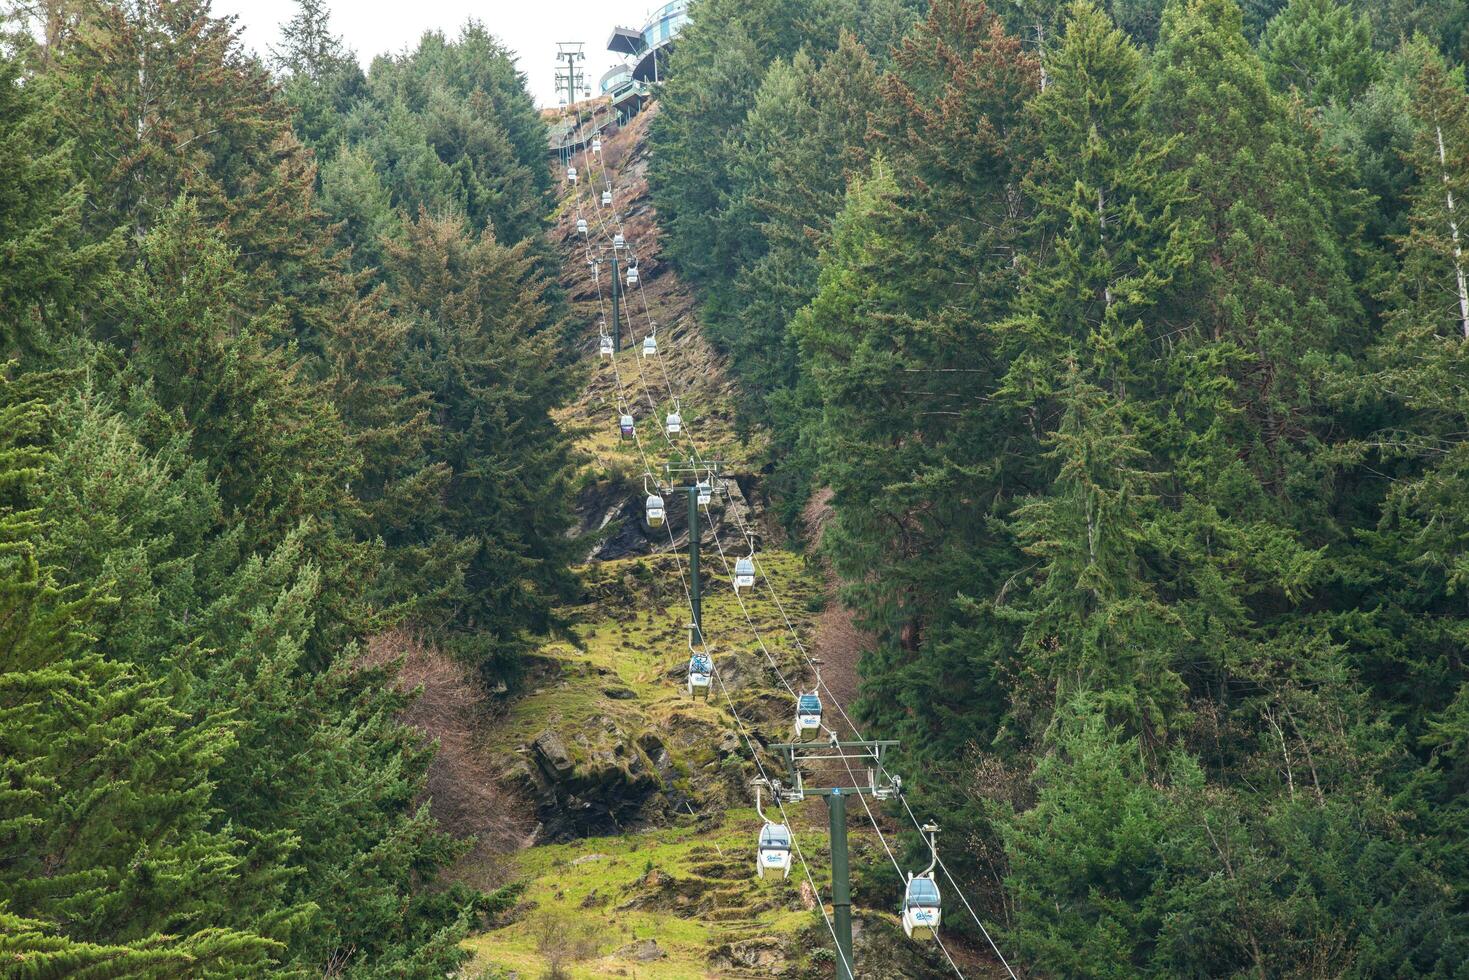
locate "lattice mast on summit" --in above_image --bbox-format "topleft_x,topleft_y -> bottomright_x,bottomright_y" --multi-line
553,41 -> 589,107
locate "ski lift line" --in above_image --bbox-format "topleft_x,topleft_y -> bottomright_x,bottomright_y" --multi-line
566,100 -> 625,253
701,450 -> 1019,974
571,107 -> 996,979
630,271 -> 716,468
704,636 -> 855,980
590,155 -> 1000,980
629,383 -> 850,975
835,747 -> 968,979
694,499 -> 800,699
644,478 -> 851,977
589,134 -> 969,967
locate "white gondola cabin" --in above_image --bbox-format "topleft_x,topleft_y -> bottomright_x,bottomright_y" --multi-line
733,556 -> 755,592
795,692 -> 822,742
646,493 -> 666,528
642,335 -> 657,357
666,411 -> 682,435
619,414 -> 635,439
602,189 -> 613,206
626,265 -> 639,287
687,653 -> 712,699
901,874 -> 942,940
696,480 -> 712,507
592,137 -> 602,154
613,232 -> 625,248
566,166 -> 578,183
577,218 -> 588,235
756,823 -> 793,878
600,335 -> 614,357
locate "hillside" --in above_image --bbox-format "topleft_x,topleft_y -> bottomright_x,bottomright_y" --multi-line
455,102 -> 972,979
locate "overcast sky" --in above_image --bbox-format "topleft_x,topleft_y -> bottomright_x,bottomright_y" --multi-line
212,0 -> 639,107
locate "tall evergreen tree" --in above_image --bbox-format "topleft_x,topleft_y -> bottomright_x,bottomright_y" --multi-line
0,49 -> 113,353
1259,0 -> 1380,108
793,6 -> 1043,827
650,0 -> 847,298
384,211 -> 577,683
1350,40 -> 1469,771
1149,0 -> 1359,519
0,380 -> 284,973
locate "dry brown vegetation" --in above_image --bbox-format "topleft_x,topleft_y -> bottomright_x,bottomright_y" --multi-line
360,630 -> 531,886
531,909 -> 605,979
802,488 -> 872,728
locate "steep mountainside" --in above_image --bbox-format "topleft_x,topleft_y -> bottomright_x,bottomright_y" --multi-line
456,103 -> 984,979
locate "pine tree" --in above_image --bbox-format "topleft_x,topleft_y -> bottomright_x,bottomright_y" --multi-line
649,0 -> 847,296
272,0 -> 365,156
723,36 -> 879,423
270,0 -> 349,80
318,143 -> 402,272
111,198 -> 357,560
0,49 -> 114,353
360,24 -> 552,246
1005,367 -> 1189,745
1001,0 -> 1196,407
1001,699 -> 1172,978
1149,0 -> 1359,517
1259,0 -> 1380,108
793,6 -> 1042,838
1347,42 -> 1469,749
0,379 -> 283,973
384,211 -> 577,683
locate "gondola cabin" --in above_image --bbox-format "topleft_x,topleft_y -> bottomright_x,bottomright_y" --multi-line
646,493 -> 666,528
619,414 -> 635,439
613,233 -> 625,248
602,189 -> 613,206
600,335 -> 614,357
566,166 -> 577,183
642,335 -> 657,357
577,218 -> 588,235
687,654 -> 712,699
756,823 -> 792,878
666,411 -> 682,435
696,480 -> 712,507
795,692 -> 822,742
733,556 -> 755,592
626,265 -> 639,287
592,137 -> 602,153
901,874 -> 942,940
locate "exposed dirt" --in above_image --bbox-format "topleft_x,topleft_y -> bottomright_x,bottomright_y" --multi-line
801,488 -> 874,735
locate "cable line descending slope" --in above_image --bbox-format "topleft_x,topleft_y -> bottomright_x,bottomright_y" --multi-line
571,95 -> 1016,978
461,97 -> 1006,978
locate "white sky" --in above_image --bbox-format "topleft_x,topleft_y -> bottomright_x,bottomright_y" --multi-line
212,0 -> 644,107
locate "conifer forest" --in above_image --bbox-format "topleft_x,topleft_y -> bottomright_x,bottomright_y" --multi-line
4,0 -> 1469,976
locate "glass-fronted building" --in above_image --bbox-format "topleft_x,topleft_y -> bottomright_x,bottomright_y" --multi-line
607,0 -> 690,83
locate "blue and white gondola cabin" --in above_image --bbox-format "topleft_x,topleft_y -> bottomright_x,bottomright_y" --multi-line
687,654 -> 712,699
756,823 -> 792,878
795,692 -> 822,742
902,874 -> 942,940
733,556 -> 755,592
